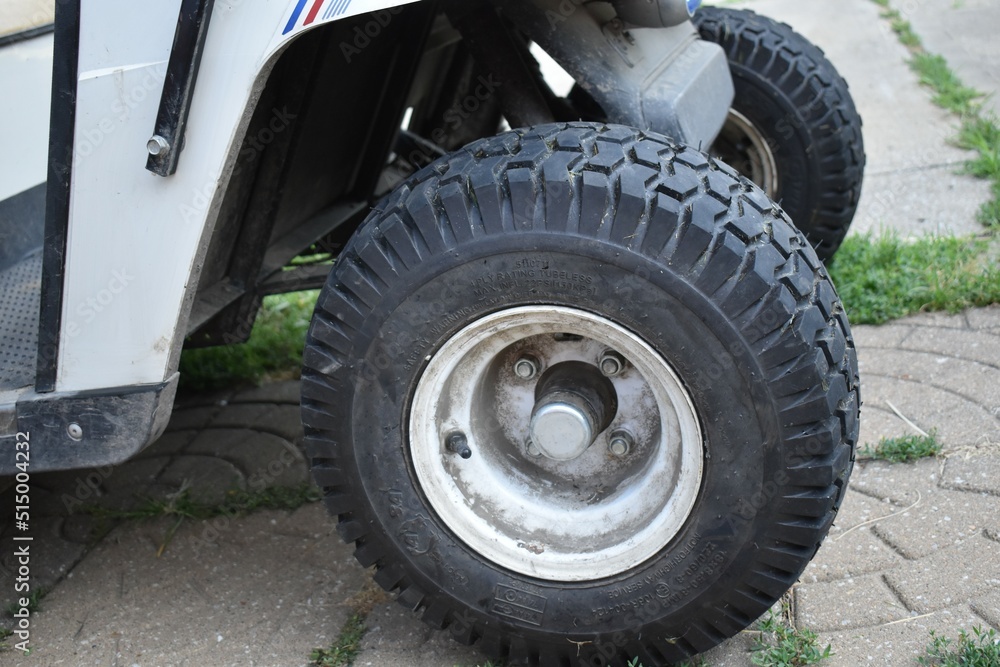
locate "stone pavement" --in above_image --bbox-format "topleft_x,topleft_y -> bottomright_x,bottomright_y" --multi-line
2,0 -> 999,665
902,0 -> 1000,118
2,306 -> 998,667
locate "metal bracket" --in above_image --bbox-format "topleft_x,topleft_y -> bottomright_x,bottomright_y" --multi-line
145,0 -> 217,177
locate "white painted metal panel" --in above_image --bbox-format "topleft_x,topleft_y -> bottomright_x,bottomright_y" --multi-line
0,33 -> 52,201
57,0 -> 423,392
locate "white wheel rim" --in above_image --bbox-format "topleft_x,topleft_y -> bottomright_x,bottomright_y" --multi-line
409,306 -> 704,582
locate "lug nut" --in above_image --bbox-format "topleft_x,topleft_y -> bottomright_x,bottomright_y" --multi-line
526,439 -> 542,458
599,350 -> 626,377
513,355 -> 540,380
446,432 -> 472,459
608,430 -> 634,457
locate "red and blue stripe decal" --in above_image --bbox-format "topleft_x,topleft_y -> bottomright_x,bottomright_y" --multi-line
282,0 -> 354,35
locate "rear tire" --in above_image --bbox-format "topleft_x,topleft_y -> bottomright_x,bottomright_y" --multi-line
693,7 -> 866,261
302,123 -> 859,666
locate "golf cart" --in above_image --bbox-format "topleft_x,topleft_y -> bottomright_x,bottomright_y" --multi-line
0,0 -> 864,663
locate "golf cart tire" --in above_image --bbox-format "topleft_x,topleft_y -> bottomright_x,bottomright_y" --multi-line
694,7 -> 866,262
301,123 -> 859,666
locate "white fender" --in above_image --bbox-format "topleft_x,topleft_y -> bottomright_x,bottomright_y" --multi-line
58,0 -> 419,392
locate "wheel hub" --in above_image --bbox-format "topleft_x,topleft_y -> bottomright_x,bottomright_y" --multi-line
529,361 -> 617,461
530,400 -> 594,461
409,306 -> 704,581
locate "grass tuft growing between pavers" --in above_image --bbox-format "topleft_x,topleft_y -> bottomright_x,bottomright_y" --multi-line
83,484 -> 321,523
82,484 -> 321,556
625,659 -> 707,667
310,612 -> 367,667
919,626 -> 1000,666
860,432 -> 942,464
749,607 -> 832,667
4,589 -> 44,618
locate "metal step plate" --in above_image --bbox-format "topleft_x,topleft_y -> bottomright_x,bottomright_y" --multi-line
0,249 -> 42,392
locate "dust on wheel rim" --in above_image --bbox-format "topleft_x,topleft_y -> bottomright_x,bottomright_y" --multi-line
409,306 -> 704,582
712,108 -> 781,197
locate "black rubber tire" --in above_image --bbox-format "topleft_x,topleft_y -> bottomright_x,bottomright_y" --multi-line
301,123 -> 859,666
693,7 -> 866,262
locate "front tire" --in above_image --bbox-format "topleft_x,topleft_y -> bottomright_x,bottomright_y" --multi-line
302,123 -> 859,666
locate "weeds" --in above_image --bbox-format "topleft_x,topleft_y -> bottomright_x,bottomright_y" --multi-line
876,2 -> 922,48
84,484 -> 320,523
310,613 -> 367,667
626,659 -> 707,667
919,626 -> 1000,666
910,53 -> 983,116
5,588 -> 45,618
860,432 -> 942,463
83,484 -> 320,556
828,233 -> 1000,325
751,608 -> 832,667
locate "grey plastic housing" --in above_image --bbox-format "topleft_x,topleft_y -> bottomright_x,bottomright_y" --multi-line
504,0 -> 734,149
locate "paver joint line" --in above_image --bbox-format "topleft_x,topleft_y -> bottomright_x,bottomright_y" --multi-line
832,491 -> 922,543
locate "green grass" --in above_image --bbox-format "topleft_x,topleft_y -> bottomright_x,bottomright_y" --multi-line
919,626 -> 1000,666
626,659 -> 706,667
828,233 -> 1000,325
174,234 -> 1000,389
310,613 -> 368,667
83,484 -> 320,556
84,484 -> 320,522
860,432 -> 942,463
871,0 -> 1000,229
910,53 -> 983,116
876,3 -> 922,48
5,588 -> 45,618
750,609 -> 833,667
179,290 -> 319,391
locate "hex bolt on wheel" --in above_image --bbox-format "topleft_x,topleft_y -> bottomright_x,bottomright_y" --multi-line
608,429 -> 634,457
599,349 -> 626,377
513,354 -> 540,380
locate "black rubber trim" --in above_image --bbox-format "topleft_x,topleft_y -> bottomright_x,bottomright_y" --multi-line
0,23 -> 54,48
145,0 -> 217,177
10,374 -> 179,474
35,0 -> 81,394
